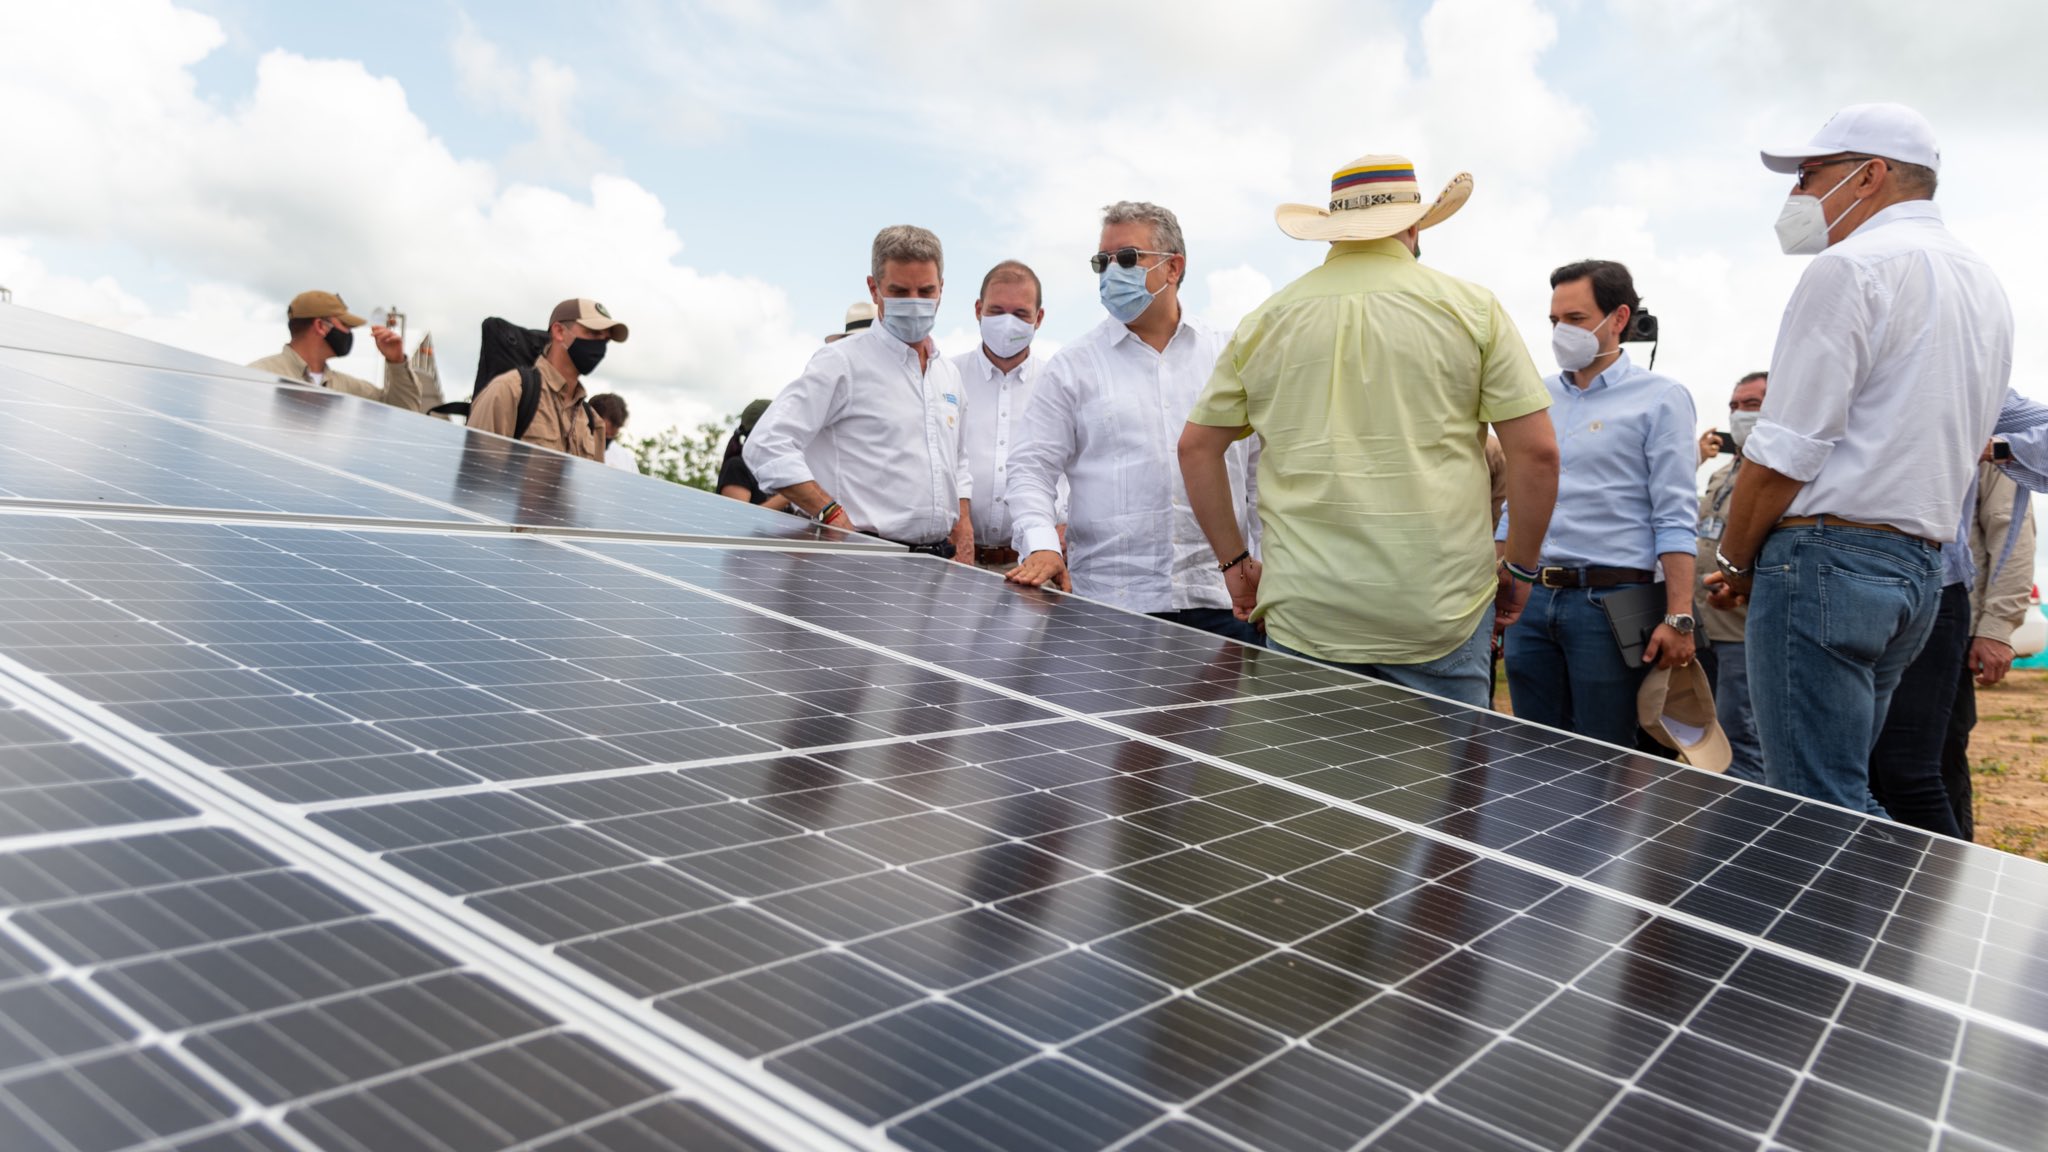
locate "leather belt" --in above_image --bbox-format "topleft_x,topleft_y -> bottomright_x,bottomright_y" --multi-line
888,539 -> 957,559
975,545 -> 1018,566
1774,515 -> 1941,550
1538,566 -> 1656,589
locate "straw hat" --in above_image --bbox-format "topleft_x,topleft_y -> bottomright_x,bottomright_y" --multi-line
1637,662 -> 1732,773
1276,154 -> 1472,242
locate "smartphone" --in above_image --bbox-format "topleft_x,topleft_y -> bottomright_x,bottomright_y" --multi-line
1711,431 -> 1738,456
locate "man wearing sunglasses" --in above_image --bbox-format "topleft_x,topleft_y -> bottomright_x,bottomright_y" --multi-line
1707,104 -> 2015,822
1005,201 -> 1261,645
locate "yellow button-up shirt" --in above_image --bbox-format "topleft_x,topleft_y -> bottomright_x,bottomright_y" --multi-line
1190,238 -> 1551,665
247,345 -> 422,411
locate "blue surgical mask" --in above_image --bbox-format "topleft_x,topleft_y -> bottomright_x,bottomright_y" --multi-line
1099,260 -> 1168,324
879,296 -> 938,345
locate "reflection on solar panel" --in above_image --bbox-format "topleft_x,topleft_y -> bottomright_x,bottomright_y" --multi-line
4,300 -> 2048,1152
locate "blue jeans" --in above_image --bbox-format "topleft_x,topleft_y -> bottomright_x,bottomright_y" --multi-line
1710,641 -> 1766,784
1268,615 -> 1493,709
1747,524 -> 1942,817
1150,607 -> 1264,647
1504,584 -> 1653,749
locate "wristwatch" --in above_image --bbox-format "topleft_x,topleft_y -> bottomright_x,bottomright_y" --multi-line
1663,613 -> 1696,635
1714,549 -> 1750,579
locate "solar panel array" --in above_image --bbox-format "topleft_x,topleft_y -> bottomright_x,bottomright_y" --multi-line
1,301 -> 2045,1152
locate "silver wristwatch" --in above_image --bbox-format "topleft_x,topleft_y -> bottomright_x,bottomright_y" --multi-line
1663,613 -> 1696,635
1714,549 -> 1750,579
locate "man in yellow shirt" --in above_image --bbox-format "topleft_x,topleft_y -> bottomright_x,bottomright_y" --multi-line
1181,154 -> 1560,707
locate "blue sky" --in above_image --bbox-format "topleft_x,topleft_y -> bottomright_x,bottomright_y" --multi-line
3,1 -> 2043,469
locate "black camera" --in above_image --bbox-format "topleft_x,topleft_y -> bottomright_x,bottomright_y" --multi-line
1622,308 -> 1659,344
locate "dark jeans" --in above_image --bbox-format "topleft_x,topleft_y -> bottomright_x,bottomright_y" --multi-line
1503,583 -> 1654,749
1151,607 -> 1263,647
1868,582 -> 1972,838
1943,658 -> 1977,841
1749,524 -> 1943,817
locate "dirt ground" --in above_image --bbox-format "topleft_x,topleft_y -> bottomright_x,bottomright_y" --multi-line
1491,666 -> 2048,862
1967,666 -> 2048,861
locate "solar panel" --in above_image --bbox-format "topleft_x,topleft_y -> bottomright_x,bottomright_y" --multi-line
2,314 -> 2047,1152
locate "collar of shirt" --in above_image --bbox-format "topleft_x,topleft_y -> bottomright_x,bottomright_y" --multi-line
1324,237 -> 1416,266
1847,198 -> 1943,240
963,347 -> 1032,381
275,345 -> 312,382
1555,348 -> 1639,395
534,356 -> 586,405
1105,307 -> 1200,353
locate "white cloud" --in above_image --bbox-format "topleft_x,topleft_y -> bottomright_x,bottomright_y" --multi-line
451,18 -> 613,180
1199,265 -> 1275,335
0,0 -> 812,434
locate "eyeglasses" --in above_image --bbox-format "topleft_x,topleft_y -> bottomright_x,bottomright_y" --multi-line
1090,247 -> 1176,274
1794,155 -> 1874,192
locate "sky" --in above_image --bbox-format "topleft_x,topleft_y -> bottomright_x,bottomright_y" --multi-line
2,0 -> 2045,561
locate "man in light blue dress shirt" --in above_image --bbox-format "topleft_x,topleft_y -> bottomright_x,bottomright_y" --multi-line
1499,260 -> 1700,748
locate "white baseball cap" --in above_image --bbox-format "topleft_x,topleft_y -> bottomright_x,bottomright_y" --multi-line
1761,102 -> 1940,174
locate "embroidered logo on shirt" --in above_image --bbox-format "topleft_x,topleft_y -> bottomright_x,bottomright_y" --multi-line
943,393 -> 959,406
1589,420 -> 1604,432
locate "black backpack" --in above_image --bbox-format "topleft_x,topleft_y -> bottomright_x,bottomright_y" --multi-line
431,317 -> 597,442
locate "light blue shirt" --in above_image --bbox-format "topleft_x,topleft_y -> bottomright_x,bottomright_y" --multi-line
1943,387 -> 2048,586
1498,350 -> 1699,569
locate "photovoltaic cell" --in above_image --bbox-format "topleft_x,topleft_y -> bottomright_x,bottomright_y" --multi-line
3,317 -> 2048,1152
0,825 -> 778,1152
0,683 -> 196,841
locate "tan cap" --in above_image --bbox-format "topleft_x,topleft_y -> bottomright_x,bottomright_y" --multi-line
1638,661 -> 1732,774
287,291 -> 366,327
549,298 -> 630,343
843,300 -> 876,332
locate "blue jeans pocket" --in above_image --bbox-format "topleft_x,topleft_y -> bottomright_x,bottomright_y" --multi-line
1818,564 -> 1916,663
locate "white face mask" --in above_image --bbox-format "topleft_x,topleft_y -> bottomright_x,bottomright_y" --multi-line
1775,161 -> 1871,255
1729,409 -> 1761,449
878,296 -> 939,345
978,312 -> 1035,359
1551,312 -> 1613,373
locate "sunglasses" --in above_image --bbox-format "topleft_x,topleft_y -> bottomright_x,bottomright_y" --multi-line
1089,247 -> 1176,274
1794,155 -> 1874,192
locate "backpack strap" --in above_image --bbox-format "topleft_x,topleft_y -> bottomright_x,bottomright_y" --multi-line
512,365 -> 543,441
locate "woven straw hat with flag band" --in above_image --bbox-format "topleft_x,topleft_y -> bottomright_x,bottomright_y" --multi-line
1276,154 -> 1472,242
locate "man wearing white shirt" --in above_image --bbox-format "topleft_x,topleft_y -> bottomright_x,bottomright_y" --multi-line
951,260 -> 1066,570
1006,201 -> 1261,645
744,225 -> 975,559
1709,104 -> 2014,818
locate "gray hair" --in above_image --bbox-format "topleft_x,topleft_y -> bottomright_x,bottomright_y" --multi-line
871,225 -> 944,281
1102,200 -> 1186,281
1891,160 -> 1938,198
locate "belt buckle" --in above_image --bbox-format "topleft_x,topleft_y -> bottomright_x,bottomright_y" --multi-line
1538,566 -> 1570,588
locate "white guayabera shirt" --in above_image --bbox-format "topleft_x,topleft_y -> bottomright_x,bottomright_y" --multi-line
1007,314 -> 1260,614
950,347 -> 1067,546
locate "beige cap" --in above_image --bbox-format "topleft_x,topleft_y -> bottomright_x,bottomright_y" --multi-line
1638,662 -> 1732,773
1276,154 -> 1470,243
843,300 -> 876,332
287,290 -> 366,327
550,298 -> 630,343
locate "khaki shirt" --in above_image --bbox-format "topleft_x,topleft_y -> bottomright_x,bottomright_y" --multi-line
470,356 -> 605,463
1694,458 -> 1746,644
1970,461 -> 2037,642
248,345 -> 422,411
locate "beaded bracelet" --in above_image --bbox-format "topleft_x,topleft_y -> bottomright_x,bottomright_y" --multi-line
1218,550 -> 1252,574
818,501 -> 844,525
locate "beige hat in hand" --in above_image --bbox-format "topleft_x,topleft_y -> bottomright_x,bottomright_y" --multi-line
1637,661 -> 1733,773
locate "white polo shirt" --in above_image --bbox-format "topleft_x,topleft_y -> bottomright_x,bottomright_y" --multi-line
1746,200 -> 2013,541
744,327 -> 971,543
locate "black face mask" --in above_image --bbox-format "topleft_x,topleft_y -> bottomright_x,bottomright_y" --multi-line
566,337 -> 606,376
322,324 -> 354,358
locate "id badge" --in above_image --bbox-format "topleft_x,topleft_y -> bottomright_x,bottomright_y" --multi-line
1699,516 -> 1726,542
